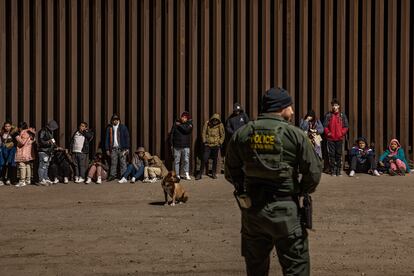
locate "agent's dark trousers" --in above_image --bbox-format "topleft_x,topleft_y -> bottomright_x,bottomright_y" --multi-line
199,146 -> 220,175
350,155 -> 376,172
327,140 -> 343,173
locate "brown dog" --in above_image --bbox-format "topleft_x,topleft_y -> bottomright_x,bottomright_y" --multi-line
161,171 -> 189,206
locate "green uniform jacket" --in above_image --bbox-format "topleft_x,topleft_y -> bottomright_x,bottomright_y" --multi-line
225,114 -> 321,196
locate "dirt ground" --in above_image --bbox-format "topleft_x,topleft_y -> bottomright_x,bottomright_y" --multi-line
1,173 -> 414,276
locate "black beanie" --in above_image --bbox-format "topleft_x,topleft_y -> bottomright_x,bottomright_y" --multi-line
261,87 -> 292,113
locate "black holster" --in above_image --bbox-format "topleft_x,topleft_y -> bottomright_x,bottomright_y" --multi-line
300,194 -> 313,229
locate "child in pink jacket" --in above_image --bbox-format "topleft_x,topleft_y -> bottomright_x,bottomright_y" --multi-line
15,122 -> 36,187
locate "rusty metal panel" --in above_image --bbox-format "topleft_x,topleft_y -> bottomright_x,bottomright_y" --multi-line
374,0 -> 385,153
387,0 -> 397,141
10,0 -> 18,123
0,0 -> 6,121
261,0 -> 271,94
33,0 -> 42,129
361,0 -> 372,141
116,0 -> 125,120
224,0 -> 234,117
81,0 -> 90,124
200,0 -> 210,121
274,0 -> 283,86
22,0 -> 30,123
165,0 -> 174,138
105,0 -> 114,123
348,0 -> 359,147
286,0 -> 295,105
189,0 -> 198,164
140,0 -> 150,150
68,0 -> 78,134
128,0 -> 137,152
153,0 -> 162,155
236,0 -> 246,108
299,0 -> 308,117
177,0 -> 186,114
212,0 -> 222,113
57,0 -> 66,147
45,0 -> 54,122
400,0 -> 410,153
92,0 -> 102,151
311,0 -> 321,114
249,0 -> 258,117
0,0 -> 413,161
336,0 -> 346,110
323,0 -> 333,110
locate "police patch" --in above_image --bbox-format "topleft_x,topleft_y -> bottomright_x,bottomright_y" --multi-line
249,132 -> 276,151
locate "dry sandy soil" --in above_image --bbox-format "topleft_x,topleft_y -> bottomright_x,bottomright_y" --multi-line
1,173 -> 414,276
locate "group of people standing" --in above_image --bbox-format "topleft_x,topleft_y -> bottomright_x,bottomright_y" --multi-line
299,99 -> 410,177
0,105 -> 250,187
0,98 -> 410,187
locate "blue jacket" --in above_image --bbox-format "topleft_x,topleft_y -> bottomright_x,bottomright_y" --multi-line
379,148 -> 410,172
299,119 -> 324,135
105,124 -> 130,151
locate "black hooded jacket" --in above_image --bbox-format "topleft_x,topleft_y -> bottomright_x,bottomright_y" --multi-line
170,119 -> 193,148
38,120 -> 58,153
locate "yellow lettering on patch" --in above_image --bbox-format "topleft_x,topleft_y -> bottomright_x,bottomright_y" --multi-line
250,133 -> 276,151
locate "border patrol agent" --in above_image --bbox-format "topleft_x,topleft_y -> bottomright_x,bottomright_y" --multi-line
225,87 -> 322,276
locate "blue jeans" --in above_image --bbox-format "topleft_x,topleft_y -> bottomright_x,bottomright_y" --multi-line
173,147 -> 190,175
38,152 -> 51,181
122,164 -> 144,179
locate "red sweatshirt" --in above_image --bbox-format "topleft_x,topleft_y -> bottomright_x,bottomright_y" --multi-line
324,112 -> 349,141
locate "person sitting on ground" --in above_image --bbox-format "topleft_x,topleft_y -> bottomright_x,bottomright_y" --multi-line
118,148 -> 145,183
15,122 -> 36,187
348,137 -> 380,177
137,148 -> 168,183
48,148 -> 73,184
378,138 -> 410,176
85,152 -> 108,184
299,110 -> 324,158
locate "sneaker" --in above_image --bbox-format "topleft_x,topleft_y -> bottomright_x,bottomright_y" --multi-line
78,177 -> 85,183
17,181 -> 26,187
39,179 -> 50,186
349,170 -> 355,177
143,178 -> 151,183
53,178 -> 59,184
211,174 -> 218,179
118,177 -> 128,183
96,177 -> 102,184
16,181 -> 25,187
183,173 -> 191,180
0,180 -> 4,186
150,178 -> 158,183
74,176 -> 80,183
85,177 -> 92,184
5,180 -> 11,185
373,170 -> 380,176
130,177 -> 136,183
64,177 -> 69,184
26,180 -> 31,185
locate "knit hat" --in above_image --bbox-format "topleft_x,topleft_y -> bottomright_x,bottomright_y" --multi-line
136,147 -> 145,153
181,111 -> 191,120
261,87 -> 292,113
233,103 -> 243,113
46,120 -> 59,131
111,114 -> 120,122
